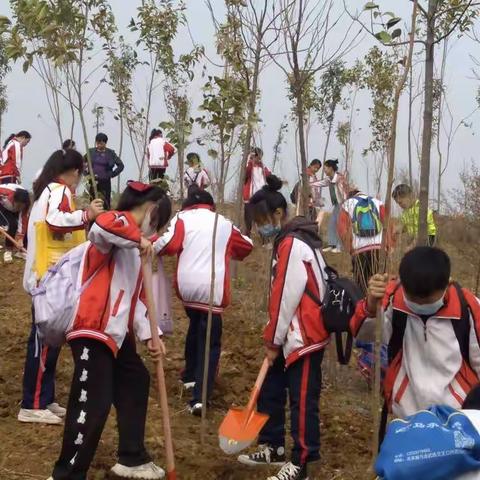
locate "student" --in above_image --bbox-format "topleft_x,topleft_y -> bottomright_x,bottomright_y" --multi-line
20,149 -> 104,425
392,184 -> 437,247
338,188 -> 385,293
183,152 -> 210,190
351,247 -> 480,420
0,183 -> 30,263
85,132 -> 124,209
243,147 -> 271,236
147,128 -> 175,182
238,175 -> 329,480
62,139 -> 76,150
0,130 -> 32,184
312,159 -> 347,253
153,185 -> 253,415
48,181 -> 171,480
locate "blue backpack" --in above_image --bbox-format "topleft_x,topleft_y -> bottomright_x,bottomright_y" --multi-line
376,405 -> 480,480
352,195 -> 382,237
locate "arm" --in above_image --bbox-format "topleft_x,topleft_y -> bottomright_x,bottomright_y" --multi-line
14,142 -> 21,178
164,142 -> 175,161
229,226 -> 253,261
264,238 -> 307,348
133,283 -> 163,342
337,208 -> 353,253
88,211 -> 141,253
45,185 -> 88,233
310,177 -> 331,188
110,150 -> 124,178
153,214 -> 185,256
244,159 -> 253,183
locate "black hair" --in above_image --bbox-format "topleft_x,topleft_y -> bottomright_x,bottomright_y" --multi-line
249,174 -> 287,220
399,247 -> 451,297
117,184 -> 172,232
251,147 -> 263,157
95,132 -> 108,143
33,150 -> 85,201
309,159 -> 322,167
181,184 -> 215,209
348,188 -> 361,198
392,184 -> 413,200
324,159 -> 339,172
3,130 -> 32,149
149,129 -> 163,141
13,188 -> 31,211
62,139 -> 75,150
463,384 -> 480,409
187,152 -> 200,163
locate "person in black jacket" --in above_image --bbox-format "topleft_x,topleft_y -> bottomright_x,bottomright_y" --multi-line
85,133 -> 124,209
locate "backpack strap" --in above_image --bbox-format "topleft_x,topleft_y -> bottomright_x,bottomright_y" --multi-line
451,282 -> 472,367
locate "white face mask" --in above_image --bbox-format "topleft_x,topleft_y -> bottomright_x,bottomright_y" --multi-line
404,293 -> 446,316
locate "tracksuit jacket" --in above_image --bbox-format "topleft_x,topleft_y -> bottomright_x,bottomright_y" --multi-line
0,183 -> 28,237
350,281 -> 480,418
1,138 -> 23,183
147,137 -> 175,169
153,205 -> 253,313
242,159 -> 271,202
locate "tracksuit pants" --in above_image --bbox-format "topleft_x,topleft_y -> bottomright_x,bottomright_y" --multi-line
52,337 -> 151,480
327,205 -> 342,250
21,308 -> 61,409
257,350 -> 324,466
0,205 -> 18,249
149,167 -> 166,182
183,307 -> 222,406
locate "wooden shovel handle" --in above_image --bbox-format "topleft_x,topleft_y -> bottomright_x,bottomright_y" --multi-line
142,260 -> 176,478
245,357 -> 270,413
0,227 -> 27,253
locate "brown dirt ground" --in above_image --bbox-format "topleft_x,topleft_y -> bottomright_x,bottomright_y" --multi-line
0,221 -> 476,480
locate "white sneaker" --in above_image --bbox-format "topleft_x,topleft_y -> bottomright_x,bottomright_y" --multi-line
14,251 -> 26,260
46,477 -> 53,480
322,246 -> 333,253
189,402 -> 202,416
47,402 -> 66,418
111,462 -> 165,479
180,380 -> 195,390
18,408 -> 62,425
331,248 -> 341,254
3,251 -> 13,263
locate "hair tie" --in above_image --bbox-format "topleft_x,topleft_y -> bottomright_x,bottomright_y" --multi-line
127,180 -> 154,192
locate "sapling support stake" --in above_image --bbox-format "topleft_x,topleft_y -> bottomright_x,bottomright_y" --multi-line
201,210 -> 220,444
141,260 -> 176,480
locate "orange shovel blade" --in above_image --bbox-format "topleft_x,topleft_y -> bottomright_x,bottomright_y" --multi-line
218,406 -> 269,454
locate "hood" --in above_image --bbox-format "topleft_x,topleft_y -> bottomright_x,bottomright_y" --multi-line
274,216 -> 322,250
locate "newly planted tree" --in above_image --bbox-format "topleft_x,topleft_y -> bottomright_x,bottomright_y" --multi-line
0,36 -> 11,139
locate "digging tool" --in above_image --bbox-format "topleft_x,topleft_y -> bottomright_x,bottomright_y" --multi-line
142,260 -> 176,480
218,357 -> 270,455
0,227 -> 27,253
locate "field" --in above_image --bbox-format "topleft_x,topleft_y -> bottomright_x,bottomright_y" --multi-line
0,219 -> 476,480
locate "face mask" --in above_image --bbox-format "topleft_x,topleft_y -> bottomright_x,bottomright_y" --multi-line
258,224 -> 281,238
404,294 -> 445,316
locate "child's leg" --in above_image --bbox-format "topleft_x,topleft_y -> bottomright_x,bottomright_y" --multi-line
192,310 -> 222,405
287,350 -> 324,467
0,205 -> 17,249
21,311 -> 61,409
52,339 -> 114,480
113,337 -> 151,467
257,354 -> 287,449
183,308 -> 200,383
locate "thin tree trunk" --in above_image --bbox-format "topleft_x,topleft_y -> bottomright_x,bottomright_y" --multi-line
418,1 -> 436,246
321,114 -> 335,179
296,89 -> 309,216
408,64 -> 414,187
117,111 -> 124,193
436,39 -> 448,213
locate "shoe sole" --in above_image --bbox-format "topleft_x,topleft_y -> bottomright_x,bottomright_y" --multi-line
110,467 -> 165,479
18,415 -> 62,425
237,457 -> 286,467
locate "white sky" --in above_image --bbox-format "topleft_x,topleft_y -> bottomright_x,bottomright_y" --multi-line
1,0 -> 479,208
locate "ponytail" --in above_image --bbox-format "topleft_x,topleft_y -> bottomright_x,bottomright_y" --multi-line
3,134 -> 15,150
3,130 -> 32,149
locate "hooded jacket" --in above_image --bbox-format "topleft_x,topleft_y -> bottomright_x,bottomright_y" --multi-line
264,217 -> 330,366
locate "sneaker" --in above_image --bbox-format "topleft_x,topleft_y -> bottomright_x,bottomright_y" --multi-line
180,380 -> 195,391
331,248 -> 341,254
14,251 -> 27,260
18,408 -> 62,425
3,251 -> 12,263
189,402 -> 202,416
238,444 -> 286,467
322,246 -> 333,253
46,477 -> 53,480
47,402 -> 66,418
111,461 -> 165,479
267,462 -> 308,480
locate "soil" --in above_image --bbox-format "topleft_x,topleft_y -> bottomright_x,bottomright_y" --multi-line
0,227 -> 475,480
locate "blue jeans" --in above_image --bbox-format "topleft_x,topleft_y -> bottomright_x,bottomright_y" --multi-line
328,205 -> 342,249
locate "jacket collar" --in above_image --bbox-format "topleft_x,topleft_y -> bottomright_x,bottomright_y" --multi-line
182,204 -> 215,212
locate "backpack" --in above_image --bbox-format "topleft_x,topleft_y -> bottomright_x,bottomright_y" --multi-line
287,232 -> 364,364
352,195 -> 382,237
31,242 -> 107,347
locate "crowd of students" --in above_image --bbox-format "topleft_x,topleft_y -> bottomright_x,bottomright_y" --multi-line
1,127 -> 479,480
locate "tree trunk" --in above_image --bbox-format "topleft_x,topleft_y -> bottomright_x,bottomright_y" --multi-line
321,113 -> 335,179
408,64 -> 414,187
296,87 -> 309,216
219,133 -> 226,205
436,39 -> 448,213
117,111 -> 124,194
417,2 -> 436,246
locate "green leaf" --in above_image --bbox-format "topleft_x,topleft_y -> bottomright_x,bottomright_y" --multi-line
22,60 -> 30,73
375,31 -> 392,44
364,2 -> 379,10
391,28 -> 402,39
386,17 -> 401,29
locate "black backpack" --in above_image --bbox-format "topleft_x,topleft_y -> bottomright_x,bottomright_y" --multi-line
287,232 -> 364,365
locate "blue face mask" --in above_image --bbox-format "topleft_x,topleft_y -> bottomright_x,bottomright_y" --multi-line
258,223 -> 281,238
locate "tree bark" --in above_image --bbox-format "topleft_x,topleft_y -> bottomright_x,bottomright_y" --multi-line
408,64 -> 414,187
417,1 -> 436,246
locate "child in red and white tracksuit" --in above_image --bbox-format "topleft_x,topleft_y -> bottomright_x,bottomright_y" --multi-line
153,187 -> 253,414
147,129 -> 175,182
50,181 -> 171,480
1,131 -> 31,184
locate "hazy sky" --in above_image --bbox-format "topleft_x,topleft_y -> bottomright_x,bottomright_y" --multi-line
1,0 -> 479,207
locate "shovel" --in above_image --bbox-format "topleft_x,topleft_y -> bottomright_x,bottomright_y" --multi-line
218,357 -> 270,455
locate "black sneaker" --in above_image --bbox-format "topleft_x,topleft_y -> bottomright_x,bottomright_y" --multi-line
237,444 -> 286,467
267,462 -> 308,480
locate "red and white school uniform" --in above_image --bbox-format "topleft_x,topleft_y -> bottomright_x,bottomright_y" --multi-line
242,159 -> 271,202
1,138 -> 23,183
147,137 -> 175,170
351,282 -> 480,419
0,183 -> 28,243
184,166 -> 211,190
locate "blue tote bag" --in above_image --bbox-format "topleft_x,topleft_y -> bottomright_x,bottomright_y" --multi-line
376,405 -> 480,480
